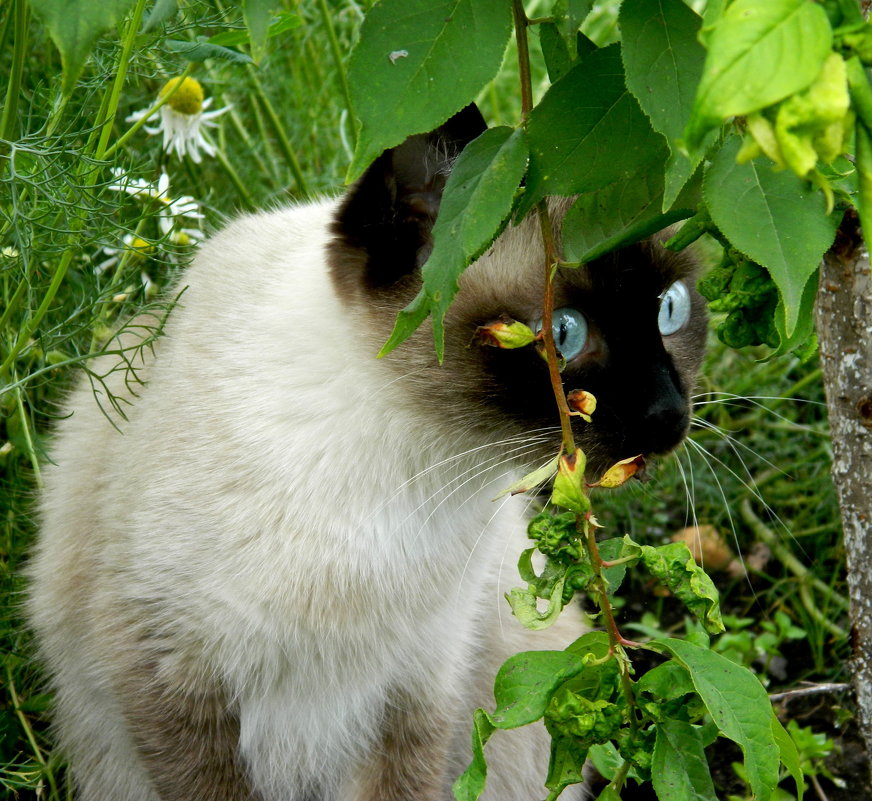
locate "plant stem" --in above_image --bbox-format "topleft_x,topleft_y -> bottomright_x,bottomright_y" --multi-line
316,0 -> 356,148
512,0 -> 534,122
95,0 -> 150,161
0,0 -> 28,143
246,65 -> 310,197
536,201 -> 576,455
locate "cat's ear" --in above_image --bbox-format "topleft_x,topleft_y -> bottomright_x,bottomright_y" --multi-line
331,104 -> 487,290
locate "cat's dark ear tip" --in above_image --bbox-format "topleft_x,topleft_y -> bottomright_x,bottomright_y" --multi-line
330,104 -> 488,292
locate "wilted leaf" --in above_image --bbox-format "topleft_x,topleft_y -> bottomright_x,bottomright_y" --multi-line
638,541 -> 724,634
566,389 -> 597,421
590,454 -> 644,488
506,578 -> 567,630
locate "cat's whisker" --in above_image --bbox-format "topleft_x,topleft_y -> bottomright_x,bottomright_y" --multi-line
365,429 -> 557,522
684,435 -> 792,541
395,437 -> 552,526
672,447 -> 700,533
406,446 -> 548,551
690,417 -> 789,484
455,491 -> 515,608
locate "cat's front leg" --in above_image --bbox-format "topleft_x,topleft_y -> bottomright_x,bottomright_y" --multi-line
121,655 -> 262,801
348,686 -> 458,801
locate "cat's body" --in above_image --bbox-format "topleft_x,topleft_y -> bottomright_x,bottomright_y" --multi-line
28,108 -> 707,801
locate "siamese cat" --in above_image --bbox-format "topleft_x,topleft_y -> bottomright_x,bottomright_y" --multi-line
27,105 -> 707,801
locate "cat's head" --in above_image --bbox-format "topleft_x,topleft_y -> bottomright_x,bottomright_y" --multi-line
329,107 -> 707,481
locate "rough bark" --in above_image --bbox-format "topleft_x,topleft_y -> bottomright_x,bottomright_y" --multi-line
815,209 -> 872,766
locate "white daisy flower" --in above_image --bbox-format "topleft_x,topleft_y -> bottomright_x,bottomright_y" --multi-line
126,76 -> 230,163
107,169 -> 205,241
95,233 -> 153,274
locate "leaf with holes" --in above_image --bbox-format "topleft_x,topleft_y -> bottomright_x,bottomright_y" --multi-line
346,0 -> 512,181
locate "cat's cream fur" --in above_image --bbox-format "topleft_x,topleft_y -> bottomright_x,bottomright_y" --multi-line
28,198 -> 588,801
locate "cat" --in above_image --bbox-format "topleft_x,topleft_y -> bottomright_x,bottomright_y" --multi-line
27,105 -> 707,801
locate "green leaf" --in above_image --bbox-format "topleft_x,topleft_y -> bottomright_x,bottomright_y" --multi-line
771,270 -> 819,357
379,126 -> 528,361
491,650 -> 586,728
620,0 -> 709,207
544,737 -> 588,794
561,149 -> 697,264
452,708 -> 495,801
684,0 -> 832,151
636,660 -> 695,701
773,713 -> 805,800
242,0 -> 276,64
540,22 -> 574,83
521,44 -> 665,216
346,0 -> 512,181
208,12 -> 301,47
30,0 -> 137,94
141,0 -> 177,32
653,638 -> 780,801
597,537 -> 628,596
652,720 -> 718,800
164,38 -> 254,63
704,135 -> 838,338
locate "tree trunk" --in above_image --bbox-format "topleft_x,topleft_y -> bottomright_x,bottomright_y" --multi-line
815,209 -> 872,766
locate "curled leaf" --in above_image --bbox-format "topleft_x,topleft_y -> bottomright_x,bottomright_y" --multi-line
506,576 -> 567,630
590,454 -> 645,488
474,318 -> 537,349
640,542 -> 724,634
774,52 -> 851,177
566,389 -> 597,422
551,449 -> 591,513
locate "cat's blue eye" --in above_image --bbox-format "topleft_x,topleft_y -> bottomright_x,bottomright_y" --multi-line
658,280 -> 691,336
535,308 -> 588,360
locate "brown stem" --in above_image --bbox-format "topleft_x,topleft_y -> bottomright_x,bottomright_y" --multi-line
511,0 -> 534,123
536,201 -> 576,454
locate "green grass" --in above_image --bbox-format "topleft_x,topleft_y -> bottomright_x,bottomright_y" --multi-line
0,0 -> 850,798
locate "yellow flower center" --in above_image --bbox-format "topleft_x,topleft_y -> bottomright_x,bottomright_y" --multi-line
130,237 -> 152,252
160,77 -> 204,116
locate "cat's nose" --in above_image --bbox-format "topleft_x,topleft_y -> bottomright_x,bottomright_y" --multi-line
639,400 -> 689,454
633,364 -> 689,455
